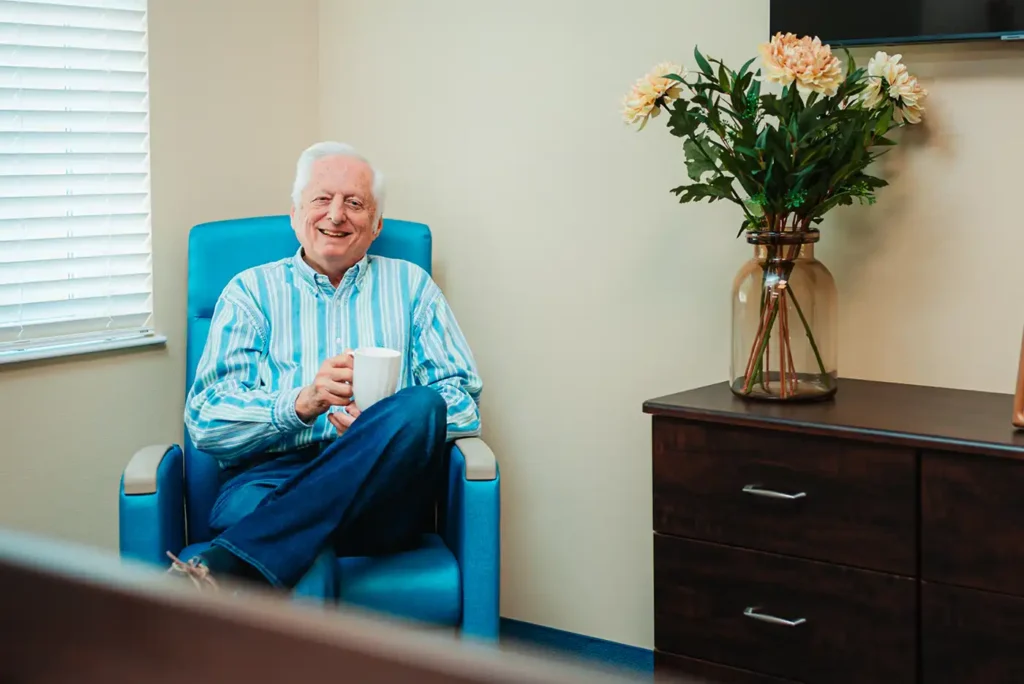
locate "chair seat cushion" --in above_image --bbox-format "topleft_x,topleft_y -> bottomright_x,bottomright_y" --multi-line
178,533 -> 461,626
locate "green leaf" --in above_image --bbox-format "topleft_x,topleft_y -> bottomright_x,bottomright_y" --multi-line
755,127 -> 768,151
706,175 -> 735,198
688,82 -> 724,93
765,127 -> 792,172
666,106 -> 699,138
874,106 -> 893,136
737,56 -> 756,80
734,145 -> 759,159
842,47 -> 857,78
671,183 -> 715,203
718,63 -> 731,93
747,73 -> 761,102
807,191 -> 856,218
683,137 -> 719,182
693,46 -> 713,77
664,73 -> 687,84
797,143 -> 832,167
791,162 -> 819,192
716,154 -> 760,197
670,175 -> 735,205
730,85 -> 748,118
760,94 -> 789,120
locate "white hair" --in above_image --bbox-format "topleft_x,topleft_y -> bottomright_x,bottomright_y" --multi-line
291,141 -> 386,222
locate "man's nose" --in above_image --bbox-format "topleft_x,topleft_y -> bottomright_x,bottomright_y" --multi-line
328,196 -> 345,224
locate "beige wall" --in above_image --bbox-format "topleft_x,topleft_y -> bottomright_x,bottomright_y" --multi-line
0,0 -> 318,548
5,0 -> 1016,656
816,43 -> 1024,394
317,0 -> 768,647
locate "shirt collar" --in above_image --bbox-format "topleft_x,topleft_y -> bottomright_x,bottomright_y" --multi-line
292,248 -> 370,295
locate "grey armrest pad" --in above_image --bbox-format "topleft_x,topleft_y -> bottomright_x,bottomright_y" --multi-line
454,437 -> 497,481
123,444 -> 176,495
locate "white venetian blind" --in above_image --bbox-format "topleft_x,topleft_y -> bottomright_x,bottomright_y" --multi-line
0,0 -> 152,356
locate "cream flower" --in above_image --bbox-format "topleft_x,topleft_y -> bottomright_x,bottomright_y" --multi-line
759,33 -> 843,96
622,62 -> 686,130
860,51 -> 927,124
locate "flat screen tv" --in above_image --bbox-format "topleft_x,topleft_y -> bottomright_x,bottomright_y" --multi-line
771,0 -> 1024,46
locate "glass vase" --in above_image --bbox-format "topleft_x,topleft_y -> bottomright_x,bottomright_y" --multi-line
730,231 -> 837,401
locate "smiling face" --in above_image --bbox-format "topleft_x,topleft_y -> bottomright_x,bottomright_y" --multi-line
290,154 -> 382,284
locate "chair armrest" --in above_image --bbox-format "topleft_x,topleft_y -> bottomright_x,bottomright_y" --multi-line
443,438 -> 500,641
453,437 -> 497,481
123,444 -> 176,495
119,444 -> 186,566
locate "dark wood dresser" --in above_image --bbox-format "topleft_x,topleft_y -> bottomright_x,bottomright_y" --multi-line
644,379 -> 1024,684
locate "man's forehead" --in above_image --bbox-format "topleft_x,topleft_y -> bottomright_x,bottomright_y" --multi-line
308,155 -> 373,192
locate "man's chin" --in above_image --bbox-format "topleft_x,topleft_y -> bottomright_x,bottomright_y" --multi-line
313,247 -> 368,270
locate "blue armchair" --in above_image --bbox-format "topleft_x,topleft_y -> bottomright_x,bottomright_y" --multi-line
118,216 -> 500,640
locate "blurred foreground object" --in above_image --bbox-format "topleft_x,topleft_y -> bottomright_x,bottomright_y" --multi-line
0,530 -> 699,683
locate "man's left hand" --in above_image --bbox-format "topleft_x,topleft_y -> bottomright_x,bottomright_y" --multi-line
328,403 -> 362,435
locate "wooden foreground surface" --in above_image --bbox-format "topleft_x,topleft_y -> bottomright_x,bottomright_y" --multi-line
0,530 -> 696,684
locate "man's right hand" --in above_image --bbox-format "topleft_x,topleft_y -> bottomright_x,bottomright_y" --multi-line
295,352 -> 354,423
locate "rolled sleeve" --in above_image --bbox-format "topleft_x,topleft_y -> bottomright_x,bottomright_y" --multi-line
272,385 -> 314,433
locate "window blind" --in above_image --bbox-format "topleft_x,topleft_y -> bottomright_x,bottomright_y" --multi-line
0,0 -> 152,357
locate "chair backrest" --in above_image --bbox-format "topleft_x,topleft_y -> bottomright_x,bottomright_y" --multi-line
184,215 -> 432,542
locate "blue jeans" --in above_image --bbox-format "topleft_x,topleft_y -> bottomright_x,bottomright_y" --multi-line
207,386 -> 447,589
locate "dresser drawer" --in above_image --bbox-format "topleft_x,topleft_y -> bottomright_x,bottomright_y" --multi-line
655,651 -> 796,683
923,451 -> 1024,594
654,534 -> 915,684
923,581 -> 1024,684
652,418 -> 916,574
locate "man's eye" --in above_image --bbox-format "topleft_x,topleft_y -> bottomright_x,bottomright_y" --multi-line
346,199 -> 363,209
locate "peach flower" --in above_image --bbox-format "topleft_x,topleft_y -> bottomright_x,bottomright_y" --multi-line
860,51 -> 927,124
622,62 -> 686,130
759,33 -> 843,96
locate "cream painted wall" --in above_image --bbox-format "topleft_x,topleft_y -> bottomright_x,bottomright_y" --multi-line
8,0 -> 1013,656
817,42 -> 1024,393
0,0 -> 318,548
317,0 -> 768,647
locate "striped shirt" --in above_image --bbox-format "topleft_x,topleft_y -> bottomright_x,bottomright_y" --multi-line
184,248 -> 482,465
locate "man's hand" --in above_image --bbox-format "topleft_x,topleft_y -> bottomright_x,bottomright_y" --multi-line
327,403 -> 362,435
295,352 -> 355,423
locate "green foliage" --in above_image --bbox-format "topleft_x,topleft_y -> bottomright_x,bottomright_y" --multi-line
654,48 -> 910,233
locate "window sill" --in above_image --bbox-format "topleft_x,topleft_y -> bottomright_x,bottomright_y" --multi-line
0,332 -> 168,367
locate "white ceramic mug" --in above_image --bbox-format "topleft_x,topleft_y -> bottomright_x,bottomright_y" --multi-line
351,347 -> 401,409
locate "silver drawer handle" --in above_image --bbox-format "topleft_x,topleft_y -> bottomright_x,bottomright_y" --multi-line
742,484 -> 806,500
744,606 -> 807,627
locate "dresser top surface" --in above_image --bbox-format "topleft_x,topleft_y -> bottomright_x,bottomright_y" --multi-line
644,379 -> 1024,458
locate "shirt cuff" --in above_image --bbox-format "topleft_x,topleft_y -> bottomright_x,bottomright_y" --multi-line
272,386 -> 314,433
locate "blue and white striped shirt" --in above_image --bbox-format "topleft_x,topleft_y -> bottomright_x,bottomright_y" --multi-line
184,249 -> 482,465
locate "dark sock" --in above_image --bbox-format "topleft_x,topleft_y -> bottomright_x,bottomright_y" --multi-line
200,545 -> 269,584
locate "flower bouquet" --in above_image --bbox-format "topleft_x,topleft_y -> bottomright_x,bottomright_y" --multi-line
624,33 -> 927,400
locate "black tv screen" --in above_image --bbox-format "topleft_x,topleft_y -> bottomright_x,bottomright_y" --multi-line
771,0 -> 1024,45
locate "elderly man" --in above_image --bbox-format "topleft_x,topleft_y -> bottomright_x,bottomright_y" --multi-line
168,141 -> 482,591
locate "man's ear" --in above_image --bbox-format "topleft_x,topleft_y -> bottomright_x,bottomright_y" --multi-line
373,216 -> 383,235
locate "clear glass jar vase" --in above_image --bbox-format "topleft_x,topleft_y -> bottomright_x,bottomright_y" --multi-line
730,230 -> 837,401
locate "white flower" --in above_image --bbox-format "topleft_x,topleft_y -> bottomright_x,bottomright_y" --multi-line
860,51 -> 927,124
622,62 -> 686,130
